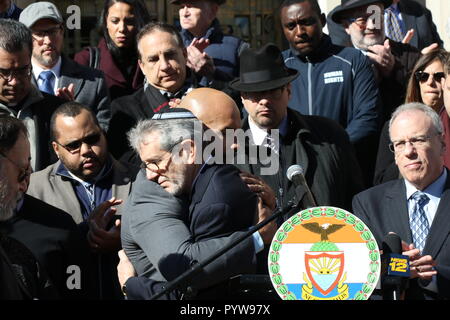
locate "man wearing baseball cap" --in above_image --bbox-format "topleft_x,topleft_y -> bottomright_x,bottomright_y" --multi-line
170,0 -> 248,86
19,1 -> 111,130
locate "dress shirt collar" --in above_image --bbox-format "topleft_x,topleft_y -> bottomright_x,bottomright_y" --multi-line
405,168 -> 447,201
248,115 -> 288,146
32,55 -> 62,80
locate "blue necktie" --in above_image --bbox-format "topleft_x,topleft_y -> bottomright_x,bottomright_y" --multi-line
385,7 -> 404,42
38,70 -> 54,95
409,191 -> 430,253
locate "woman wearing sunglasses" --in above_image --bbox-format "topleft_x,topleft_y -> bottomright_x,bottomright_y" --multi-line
374,49 -> 450,185
405,50 -> 448,112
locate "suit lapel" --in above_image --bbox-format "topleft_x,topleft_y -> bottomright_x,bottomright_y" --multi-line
110,158 -> 132,216
50,163 -> 84,224
385,180 -> 413,243
188,164 -> 215,217
423,175 -> 450,257
59,57 -> 84,98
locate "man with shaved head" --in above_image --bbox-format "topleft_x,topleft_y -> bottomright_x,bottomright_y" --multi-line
118,90 -> 277,300
179,87 -> 241,131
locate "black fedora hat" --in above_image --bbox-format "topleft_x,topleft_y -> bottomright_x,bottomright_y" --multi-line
169,0 -> 226,5
331,0 -> 392,23
229,43 -> 299,93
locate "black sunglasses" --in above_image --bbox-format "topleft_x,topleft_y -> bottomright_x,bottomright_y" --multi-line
55,132 -> 102,153
415,71 -> 445,83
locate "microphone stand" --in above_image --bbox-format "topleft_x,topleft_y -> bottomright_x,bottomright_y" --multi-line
150,202 -> 297,300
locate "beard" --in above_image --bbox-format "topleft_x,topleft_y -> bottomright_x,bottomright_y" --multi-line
0,177 -> 22,222
351,31 -> 384,51
33,48 -> 60,68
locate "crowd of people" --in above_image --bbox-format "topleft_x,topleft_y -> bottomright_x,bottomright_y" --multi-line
1,0 -> 450,301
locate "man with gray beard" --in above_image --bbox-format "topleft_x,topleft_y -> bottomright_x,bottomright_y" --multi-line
331,0 -> 421,122
0,115 -> 91,299
0,115 -> 56,299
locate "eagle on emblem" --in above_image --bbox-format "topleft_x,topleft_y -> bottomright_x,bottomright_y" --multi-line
302,223 -> 345,241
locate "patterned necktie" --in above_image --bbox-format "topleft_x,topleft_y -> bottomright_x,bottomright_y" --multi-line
384,7 -> 404,42
409,191 -> 430,253
264,134 -> 279,155
38,70 -> 55,95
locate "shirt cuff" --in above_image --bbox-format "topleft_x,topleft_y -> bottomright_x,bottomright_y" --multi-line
252,231 -> 265,253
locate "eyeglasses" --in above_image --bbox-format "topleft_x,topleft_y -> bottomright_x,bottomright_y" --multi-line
346,13 -> 380,28
0,64 -> 31,81
415,71 -> 445,83
389,134 -> 439,153
54,132 -> 102,154
242,86 -> 286,102
31,26 -> 63,41
0,152 -> 32,183
140,140 -> 182,173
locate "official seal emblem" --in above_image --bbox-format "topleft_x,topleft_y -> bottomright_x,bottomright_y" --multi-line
268,207 -> 381,300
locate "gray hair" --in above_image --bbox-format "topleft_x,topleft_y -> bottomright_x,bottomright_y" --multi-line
389,102 -> 443,139
0,19 -> 32,56
128,118 -> 202,153
136,22 -> 184,59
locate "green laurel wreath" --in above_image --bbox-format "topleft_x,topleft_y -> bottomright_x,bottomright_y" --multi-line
268,207 -> 380,300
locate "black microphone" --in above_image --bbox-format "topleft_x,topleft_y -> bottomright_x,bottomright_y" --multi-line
286,165 -> 317,208
381,233 -> 410,300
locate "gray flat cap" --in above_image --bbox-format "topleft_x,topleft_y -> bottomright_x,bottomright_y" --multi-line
19,1 -> 63,28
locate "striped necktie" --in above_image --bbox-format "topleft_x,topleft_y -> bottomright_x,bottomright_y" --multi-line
385,7 -> 404,42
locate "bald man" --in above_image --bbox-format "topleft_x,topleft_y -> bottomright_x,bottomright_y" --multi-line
119,89 -> 277,300
179,88 -> 275,206
179,87 -> 241,130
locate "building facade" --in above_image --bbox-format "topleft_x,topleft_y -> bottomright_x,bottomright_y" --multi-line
15,0 -> 450,55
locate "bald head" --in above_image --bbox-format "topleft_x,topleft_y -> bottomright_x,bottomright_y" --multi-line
179,88 -> 241,131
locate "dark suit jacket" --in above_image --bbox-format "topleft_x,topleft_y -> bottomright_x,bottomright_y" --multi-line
0,89 -> 66,171
0,194 -> 92,299
123,164 -> 258,300
352,174 -> 450,299
73,38 -> 144,101
327,0 -> 443,50
59,56 -> 111,130
107,85 -> 172,159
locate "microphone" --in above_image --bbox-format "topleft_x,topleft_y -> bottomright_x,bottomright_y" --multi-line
381,233 -> 410,300
286,165 -> 317,208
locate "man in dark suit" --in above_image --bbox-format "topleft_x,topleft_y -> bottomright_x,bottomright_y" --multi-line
108,22 -> 200,160
0,19 -> 65,171
19,1 -> 111,130
327,0 -> 443,51
0,115 -> 73,299
119,106 -> 277,299
353,102 -> 450,299
230,43 -> 364,217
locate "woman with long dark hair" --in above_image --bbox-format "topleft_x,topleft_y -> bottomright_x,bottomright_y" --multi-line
405,49 -> 448,111
374,49 -> 450,185
74,0 -> 150,100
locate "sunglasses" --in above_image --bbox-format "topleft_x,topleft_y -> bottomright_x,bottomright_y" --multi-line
415,71 -> 445,83
55,132 -> 102,153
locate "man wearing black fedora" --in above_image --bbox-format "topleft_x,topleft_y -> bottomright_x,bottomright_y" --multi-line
279,0 -> 379,188
169,0 -> 248,87
230,43 -> 364,224
327,0 -> 443,52
331,0 -> 421,123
